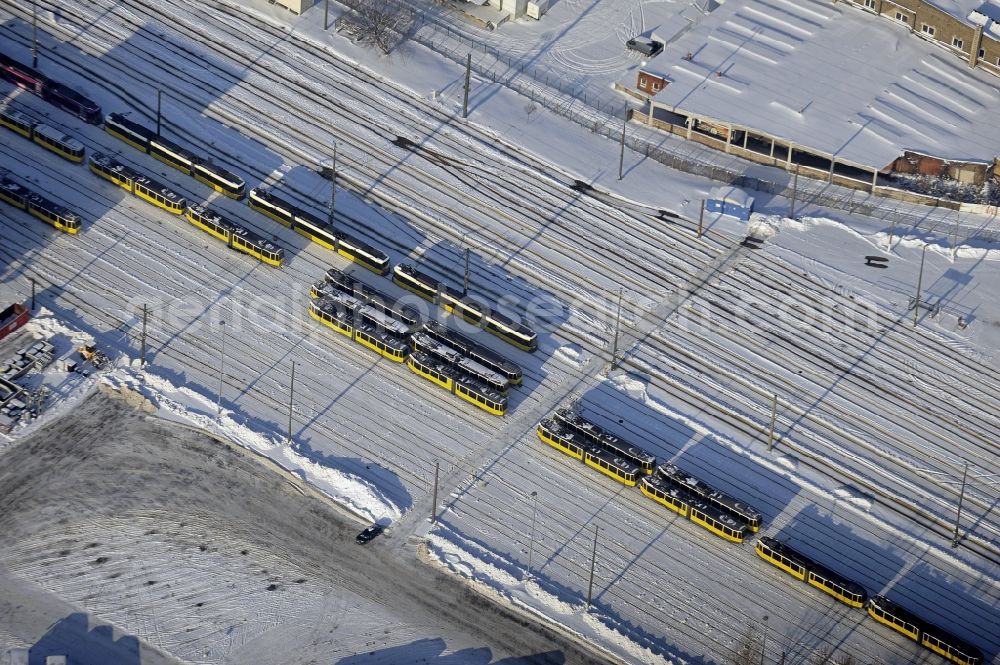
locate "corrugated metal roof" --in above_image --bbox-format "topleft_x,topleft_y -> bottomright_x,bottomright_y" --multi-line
642,0 -> 1000,169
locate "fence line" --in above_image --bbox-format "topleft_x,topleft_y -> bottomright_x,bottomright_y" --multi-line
342,3 -> 997,245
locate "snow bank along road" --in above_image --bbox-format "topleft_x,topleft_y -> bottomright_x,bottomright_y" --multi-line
0,392 -> 609,664
0,1 -> 997,664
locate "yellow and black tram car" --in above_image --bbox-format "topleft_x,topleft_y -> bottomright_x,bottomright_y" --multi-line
535,419 -> 638,486
867,595 -> 983,665
104,112 -> 246,199
392,263 -> 538,352
422,320 -> 522,385
553,408 -> 656,475
309,294 -> 409,363
482,308 -> 537,353
1,177 -> 80,233
585,446 -> 639,487
537,417 -> 586,460
1,107 -> 85,163
411,331 -> 509,395
754,537 -> 865,608
640,473 -> 748,543
88,153 -> 186,214
249,187 -> 296,226
248,189 -> 389,275
26,193 -> 81,234
185,205 -> 284,267
321,267 -> 422,327
407,350 -> 506,416
658,463 -> 762,532
0,107 -> 34,138
0,176 -> 31,209
292,208 -> 390,276
103,112 -> 157,152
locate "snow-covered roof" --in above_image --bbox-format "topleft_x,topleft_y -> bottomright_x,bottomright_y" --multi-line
933,0 -> 1000,21
644,0 -> 1000,169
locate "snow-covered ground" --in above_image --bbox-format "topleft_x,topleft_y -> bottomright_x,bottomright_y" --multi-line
1,0 -> 998,663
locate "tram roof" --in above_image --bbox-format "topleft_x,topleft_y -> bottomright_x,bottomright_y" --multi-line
33,124 -> 84,150
0,107 -> 33,125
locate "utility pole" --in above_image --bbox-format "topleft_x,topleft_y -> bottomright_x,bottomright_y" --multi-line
913,245 -> 927,326
789,165 -> 799,219
30,277 -> 36,310
431,461 -> 439,523
32,0 -> 38,69
698,199 -> 705,238
324,0 -> 330,30
140,304 -> 148,368
610,288 -> 624,369
156,90 -> 162,138
463,248 -> 470,296
328,145 -> 337,225
952,459 -> 969,547
462,53 -> 472,119
527,490 -> 539,579
767,394 -> 777,451
760,615 -> 769,665
618,109 -> 626,180
887,212 -> 897,252
287,360 -> 296,444
217,321 -> 226,415
585,525 -> 599,608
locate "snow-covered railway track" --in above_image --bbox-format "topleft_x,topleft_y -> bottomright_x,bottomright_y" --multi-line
653,309 -> 996,497
631,334 -> 997,542
140,0 -> 718,267
0,1 -> 724,342
737,257 -> 1000,414
439,440 -> 992,664
615,346 -> 999,561
0,150 -> 507,493
668,269 -> 997,461
675,257 -> 998,482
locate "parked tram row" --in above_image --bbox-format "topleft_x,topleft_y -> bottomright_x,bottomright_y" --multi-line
0,174 -> 81,234
309,269 -> 523,416
1,77 -> 540,354
1,105 -> 86,163
0,51 -> 101,124
250,187 -> 539,354
536,409 -> 761,543
535,408 -> 983,665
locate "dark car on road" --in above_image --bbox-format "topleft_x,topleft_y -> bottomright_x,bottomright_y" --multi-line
356,524 -> 385,545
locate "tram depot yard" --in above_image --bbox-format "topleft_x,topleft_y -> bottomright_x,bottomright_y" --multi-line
1,0 -> 1000,664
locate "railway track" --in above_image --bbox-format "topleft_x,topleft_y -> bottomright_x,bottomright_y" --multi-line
3,5 -> 996,664
0,0 -> 719,324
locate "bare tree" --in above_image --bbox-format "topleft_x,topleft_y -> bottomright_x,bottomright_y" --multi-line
525,100 -> 538,121
337,0 -> 414,55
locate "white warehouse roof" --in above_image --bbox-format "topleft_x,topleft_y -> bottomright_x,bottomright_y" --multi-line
644,0 -> 1000,169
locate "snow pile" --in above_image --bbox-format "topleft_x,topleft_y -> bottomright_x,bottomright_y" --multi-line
425,531 -> 680,665
609,370 -> 649,401
748,213 -> 785,238
833,485 -> 873,512
104,368 -> 401,523
3,308 -> 397,522
553,343 -> 590,367
22,306 -> 95,345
